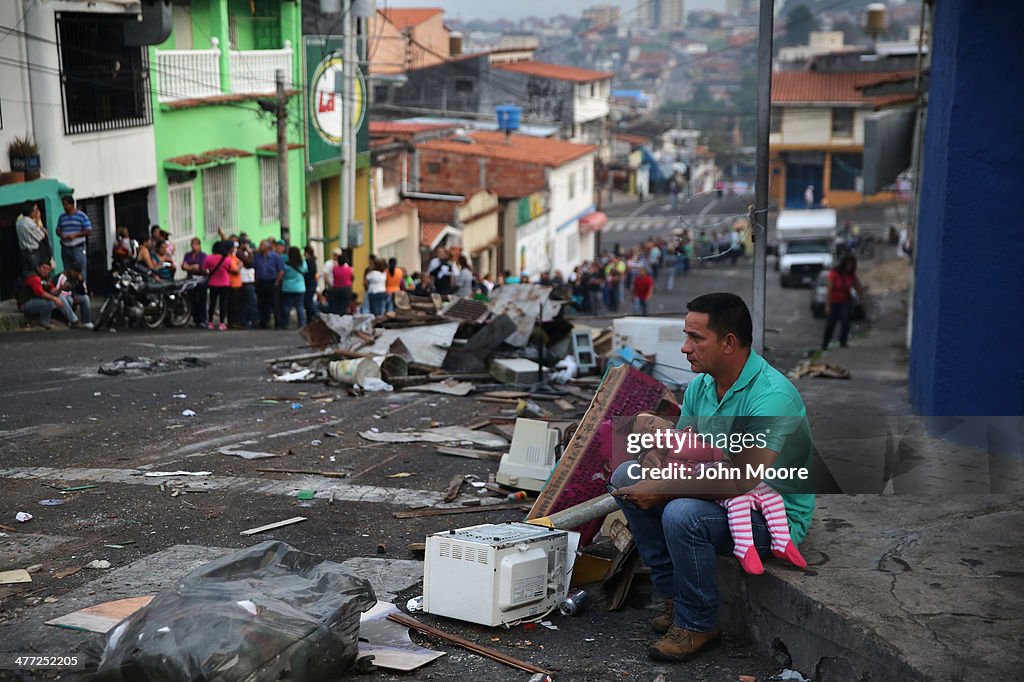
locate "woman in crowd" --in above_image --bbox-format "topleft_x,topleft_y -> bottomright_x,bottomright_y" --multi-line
454,255 -> 474,298
365,258 -> 388,316
227,240 -> 243,328
385,257 -> 404,311
280,246 -> 308,329
203,241 -> 234,331
181,237 -> 208,328
326,249 -> 354,315
154,240 -> 176,282
303,245 -> 319,322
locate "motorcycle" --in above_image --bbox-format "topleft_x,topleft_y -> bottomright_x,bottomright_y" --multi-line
95,264 -> 203,331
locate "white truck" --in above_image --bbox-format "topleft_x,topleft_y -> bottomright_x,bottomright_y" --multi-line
775,209 -> 836,288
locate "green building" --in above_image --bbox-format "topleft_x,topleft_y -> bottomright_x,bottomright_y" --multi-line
149,0 -> 305,254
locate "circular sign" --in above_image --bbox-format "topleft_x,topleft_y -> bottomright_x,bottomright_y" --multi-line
310,52 -> 365,146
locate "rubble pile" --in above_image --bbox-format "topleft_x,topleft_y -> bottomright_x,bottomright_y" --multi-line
267,285 -> 605,393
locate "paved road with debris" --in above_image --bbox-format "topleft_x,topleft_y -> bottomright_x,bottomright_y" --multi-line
0,261 -> 860,680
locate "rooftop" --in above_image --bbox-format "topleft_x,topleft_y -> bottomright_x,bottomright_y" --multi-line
378,7 -> 443,30
492,61 -> 613,83
772,70 -> 917,104
416,131 -> 598,168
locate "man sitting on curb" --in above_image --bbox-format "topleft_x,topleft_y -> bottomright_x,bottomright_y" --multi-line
609,292 -> 815,663
17,261 -> 80,329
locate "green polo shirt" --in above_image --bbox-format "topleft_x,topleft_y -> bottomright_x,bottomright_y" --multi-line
678,350 -> 815,544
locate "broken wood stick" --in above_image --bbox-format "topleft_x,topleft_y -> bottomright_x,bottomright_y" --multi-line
435,446 -> 504,463
443,474 -> 465,503
392,503 -> 529,519
255,468 -> 348,478
239,516 -> 307,536
387,612 -> 552,676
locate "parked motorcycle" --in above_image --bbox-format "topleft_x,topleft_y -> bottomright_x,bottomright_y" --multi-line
95,264 -> 203,331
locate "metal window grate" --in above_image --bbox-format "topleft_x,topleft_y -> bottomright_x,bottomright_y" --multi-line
203,164 -> 237,239
56,12 -> 152,135
259,156 -> 279,223
168,181 -> 195,252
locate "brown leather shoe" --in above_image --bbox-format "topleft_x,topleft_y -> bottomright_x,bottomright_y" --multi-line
648,624 -> 722,662
651,598 -> 674,635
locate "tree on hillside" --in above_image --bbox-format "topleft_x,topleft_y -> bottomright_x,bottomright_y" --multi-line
778,4 -> 820,49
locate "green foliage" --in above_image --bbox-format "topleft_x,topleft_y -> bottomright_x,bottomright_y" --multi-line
7,135 -> 38,157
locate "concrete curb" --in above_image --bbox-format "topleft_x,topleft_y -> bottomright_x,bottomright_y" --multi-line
719,559 -> 928,681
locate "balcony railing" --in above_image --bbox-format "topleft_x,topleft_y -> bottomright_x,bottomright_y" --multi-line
155,38 -> 292,103
230,42 -> 292,96
155,38 -> 221,102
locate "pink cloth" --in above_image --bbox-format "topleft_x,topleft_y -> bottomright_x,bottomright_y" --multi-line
204,254 -> 231,288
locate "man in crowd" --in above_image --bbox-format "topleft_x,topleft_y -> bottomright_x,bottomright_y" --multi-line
254,238 -> 285,329
57,196 -> 91,285
16,201 -> 50,275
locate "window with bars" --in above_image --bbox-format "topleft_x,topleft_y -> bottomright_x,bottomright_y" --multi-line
168,181 -> 195,239
56,12 -> 152,135
259,156 -> 279,223
202,164 -> 237,238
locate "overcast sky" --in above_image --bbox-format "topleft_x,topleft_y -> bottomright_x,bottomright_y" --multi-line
381,0 -> 727,23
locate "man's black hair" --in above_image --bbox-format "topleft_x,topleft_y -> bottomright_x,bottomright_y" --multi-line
686,293 -> 753,348
61,195 -> 75,206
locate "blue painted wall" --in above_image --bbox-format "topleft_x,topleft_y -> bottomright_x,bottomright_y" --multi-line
910,0 -> 1024,415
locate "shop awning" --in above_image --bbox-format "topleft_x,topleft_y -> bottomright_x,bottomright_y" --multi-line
0,178 -> 73,207
579,211 -> 608,235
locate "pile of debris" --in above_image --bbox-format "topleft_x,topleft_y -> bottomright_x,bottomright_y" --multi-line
268,284 -> 600,392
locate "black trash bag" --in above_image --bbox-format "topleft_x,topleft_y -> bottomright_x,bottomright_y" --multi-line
82,541 -> 376,681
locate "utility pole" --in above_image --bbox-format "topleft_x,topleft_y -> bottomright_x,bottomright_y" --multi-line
276,68 -> 291,243
751,0 -> 775,355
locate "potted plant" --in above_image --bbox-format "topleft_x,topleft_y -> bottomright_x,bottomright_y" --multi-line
8,135 -> 40,180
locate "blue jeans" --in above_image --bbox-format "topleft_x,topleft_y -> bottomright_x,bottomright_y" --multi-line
69,294 -> 91,325
368,291 -> 389,316
61,245 -> 87,283
280,292 -> 305,329
610,462 -> 773,632
23,297 -> 77,326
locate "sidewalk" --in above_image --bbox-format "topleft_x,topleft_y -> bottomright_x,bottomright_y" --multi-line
719,286 -> 1024,680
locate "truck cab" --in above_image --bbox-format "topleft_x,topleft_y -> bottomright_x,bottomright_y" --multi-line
776,209 -> 836,288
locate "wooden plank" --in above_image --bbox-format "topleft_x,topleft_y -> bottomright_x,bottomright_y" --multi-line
435,446 -> 504,463
392,503 -> 528,519
239,516 -> 307,536
387,613 -> 552,676
0,569 -> 32,585
442,475 -> 465,503
554,398 -> 575,411
45,596 -> 154,633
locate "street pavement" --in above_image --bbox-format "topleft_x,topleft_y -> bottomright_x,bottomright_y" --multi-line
0,264 -> 809,680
